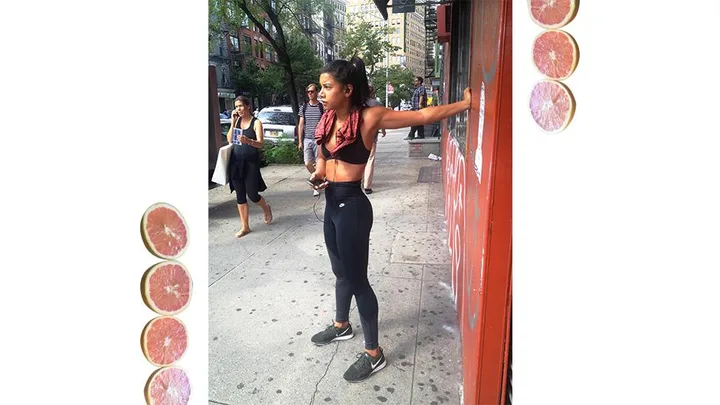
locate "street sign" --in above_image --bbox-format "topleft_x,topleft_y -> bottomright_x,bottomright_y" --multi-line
392,0 -> 415,14
387,83 -> 394,94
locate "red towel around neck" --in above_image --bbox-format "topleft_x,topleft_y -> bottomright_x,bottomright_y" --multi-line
314,107 -> 362,155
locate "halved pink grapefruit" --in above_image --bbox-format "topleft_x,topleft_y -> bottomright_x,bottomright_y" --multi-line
141,316 -> 188,367
528,0 -> 578,29
529,80 -> 576,133
141,203 -> 188,260
141,261 -> 193,316
144,366 -> 191,405
532,30 -> 579,80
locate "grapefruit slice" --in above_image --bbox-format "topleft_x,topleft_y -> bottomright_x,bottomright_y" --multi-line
529,80 -> 576,133
141,261 -> 193,315
532,30 -> 579,80
141,203 -> 189,260
528,0 -> 578,29
141,316 -> 188,367
144,366 -> 191,405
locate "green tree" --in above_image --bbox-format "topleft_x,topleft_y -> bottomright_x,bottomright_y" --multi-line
257,64 -> 285,101
232,59 -> 262,100
339,15 -> 399,75
230,34 -> 322,108
285,31 -> 324,99
210,0 -> 330,122
370,66 -> 415,109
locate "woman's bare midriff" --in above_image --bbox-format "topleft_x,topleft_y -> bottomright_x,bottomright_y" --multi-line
324,158 -> 365,182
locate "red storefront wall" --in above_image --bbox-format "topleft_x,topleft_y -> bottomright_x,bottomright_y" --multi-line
441,0 -> 512,404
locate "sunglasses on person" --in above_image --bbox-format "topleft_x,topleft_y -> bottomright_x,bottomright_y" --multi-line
307,89 -> 317,93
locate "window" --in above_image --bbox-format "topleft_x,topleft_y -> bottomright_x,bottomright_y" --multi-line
241,14 -> 248,27
243,35 -> 252,55
230,35 -> 240,51
257,111 -> 295,126
264,20 -> 271,33
448,0 -> 471,154
266,46 -> 272,61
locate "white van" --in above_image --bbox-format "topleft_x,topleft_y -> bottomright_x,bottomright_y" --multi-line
256,105 -> 297,144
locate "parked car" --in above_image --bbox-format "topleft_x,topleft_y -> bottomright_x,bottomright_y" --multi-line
256,105 -> 297,144
219,119 -> 232,145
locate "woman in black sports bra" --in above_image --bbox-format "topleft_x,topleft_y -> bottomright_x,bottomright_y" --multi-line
307,57 -> 472,383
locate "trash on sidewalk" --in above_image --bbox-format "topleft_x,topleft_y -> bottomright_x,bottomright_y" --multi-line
428,153 -> 442,161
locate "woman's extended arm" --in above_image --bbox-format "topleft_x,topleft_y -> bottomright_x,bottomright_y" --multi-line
367,88 -> 471,131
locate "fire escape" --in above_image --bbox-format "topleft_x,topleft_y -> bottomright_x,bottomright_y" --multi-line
424,5 -> 438,79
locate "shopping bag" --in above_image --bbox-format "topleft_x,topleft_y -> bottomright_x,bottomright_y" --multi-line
211,144 -> 233,185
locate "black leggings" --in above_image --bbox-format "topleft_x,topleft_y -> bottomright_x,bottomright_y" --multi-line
232,160 -> 262,205
323,180 -> 378,350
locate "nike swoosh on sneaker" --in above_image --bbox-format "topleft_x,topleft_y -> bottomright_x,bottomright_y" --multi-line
371,356 -> 383,368
337,327 -> 350,336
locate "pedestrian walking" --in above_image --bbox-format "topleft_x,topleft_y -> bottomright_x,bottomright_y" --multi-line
404,76 -> 428,140
362,85 -> 386,194
226,95 -> 273,238
307,57 -> 472,382
298,83 -> 325,196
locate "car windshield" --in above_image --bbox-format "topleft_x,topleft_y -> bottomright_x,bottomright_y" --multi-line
258,111 -> 295,126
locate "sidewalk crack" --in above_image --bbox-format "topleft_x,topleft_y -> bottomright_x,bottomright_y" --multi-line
309,342 -> 340,405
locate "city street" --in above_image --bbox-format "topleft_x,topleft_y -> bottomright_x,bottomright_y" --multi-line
208,128 -> 463,405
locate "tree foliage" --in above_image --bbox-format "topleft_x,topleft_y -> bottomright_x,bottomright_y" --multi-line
339,14 -> 399,75
370,65 -> 415,109
232,59 -> 262,99
210,0 -> 329,121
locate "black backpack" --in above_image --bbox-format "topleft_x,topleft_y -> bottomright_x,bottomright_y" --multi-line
301,102 -> 324,118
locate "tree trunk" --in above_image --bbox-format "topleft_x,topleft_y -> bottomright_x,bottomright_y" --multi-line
277,52 -> 300,124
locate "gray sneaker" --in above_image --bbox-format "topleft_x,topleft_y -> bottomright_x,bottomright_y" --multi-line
311,322 -> 354,346
343,348 -> 387,383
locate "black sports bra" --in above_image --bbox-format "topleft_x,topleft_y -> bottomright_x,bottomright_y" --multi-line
321,131 -> 371,164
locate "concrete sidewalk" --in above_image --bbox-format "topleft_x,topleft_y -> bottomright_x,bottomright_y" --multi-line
209,128 -> 462,405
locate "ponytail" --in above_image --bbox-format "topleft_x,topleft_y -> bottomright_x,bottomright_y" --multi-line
349,56 -> 370,108
321,57 -> 371,109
